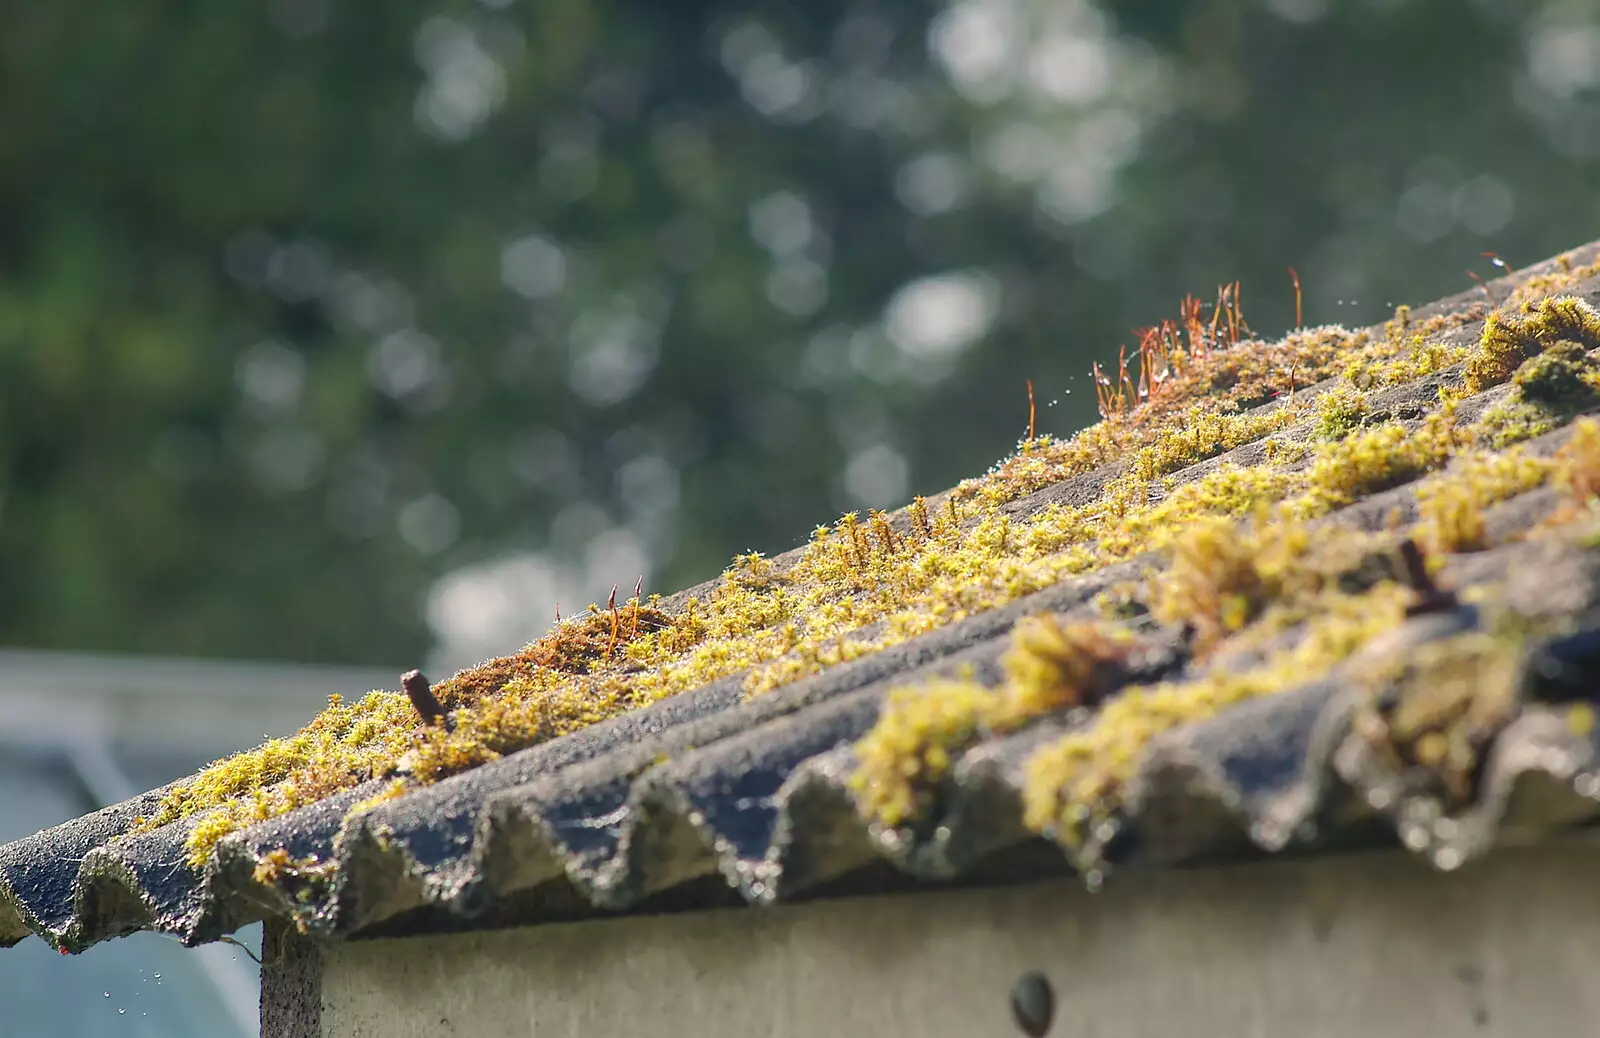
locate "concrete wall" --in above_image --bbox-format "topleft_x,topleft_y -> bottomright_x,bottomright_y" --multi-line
271,843 -> 1600,1038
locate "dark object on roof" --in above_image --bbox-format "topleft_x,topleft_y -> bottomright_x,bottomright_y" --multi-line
402,669 -> 448,728
7,243 -> 1600,957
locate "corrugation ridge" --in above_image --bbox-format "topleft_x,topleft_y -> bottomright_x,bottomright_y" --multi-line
18,640 -> 1600,949
5,246 -> 1600,950
367,570 -> 1125,924
610,685 -> 889,907
66,810 -> 213,950
1333,705 -> 1600,871
0,782 -> 179,950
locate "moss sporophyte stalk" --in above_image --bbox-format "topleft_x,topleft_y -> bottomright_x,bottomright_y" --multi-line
129,261 -> 1600,872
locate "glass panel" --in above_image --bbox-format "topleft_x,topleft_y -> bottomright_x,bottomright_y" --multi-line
0,757 -> 256,1037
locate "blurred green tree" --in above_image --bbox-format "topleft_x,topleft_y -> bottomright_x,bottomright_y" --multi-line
0,0 -> 1595,666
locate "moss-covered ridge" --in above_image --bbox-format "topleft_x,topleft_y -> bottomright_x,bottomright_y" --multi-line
849,278 -> 1600,863
136,250 -> 1600,871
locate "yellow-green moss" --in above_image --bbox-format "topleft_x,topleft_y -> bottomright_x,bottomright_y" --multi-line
137,264 -> 1587,873
1340,307 -> 1481,390
848,616 -> 1133,828
1464,296 -> 1600,394
1302,408 -> 1464,512
1477,399 -> 1564,448
1343,335 -> 1472,392
1125,407 -> 1298,482
1148,513 -> 1312,648
1557,417 -> 1600,505
848,678 -> 995,828
1348,630 -> 1525,805
995,616 -> 1134,723
1022,583 -> 1414,850
1515,340 -> 1600,404
143,691 -> 419,850
960,322 -> 1369,508
1476,339 -> 1600,448
1505,252 -> 1600,308
140,598 -> 677,858
1312,385 -> 1370,441
1414,448 -> 1555,554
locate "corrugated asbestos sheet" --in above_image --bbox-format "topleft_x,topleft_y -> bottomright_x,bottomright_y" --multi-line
6,247 -> 1600,955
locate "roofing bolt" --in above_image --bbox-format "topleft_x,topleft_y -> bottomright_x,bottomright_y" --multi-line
1010,971 -> 1055,1037
1398,539 -> 1457,617
402,669 -> 448,727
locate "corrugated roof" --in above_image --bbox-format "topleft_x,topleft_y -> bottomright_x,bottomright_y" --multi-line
7,243 -> 1600,954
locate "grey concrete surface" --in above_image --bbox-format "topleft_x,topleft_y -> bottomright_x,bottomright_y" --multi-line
285,842 -> 1600,1038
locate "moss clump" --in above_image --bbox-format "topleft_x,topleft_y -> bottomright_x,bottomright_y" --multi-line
1125,407 -> 1298,482
1303,408 -> 1464,511
249,848 -> 340,932
1414,448 -> 1555,555
1022,583 -> 1414,851
1344,337 -> 1472,391
961,322 -> 1368,508
1416,481 -> 1486,555
136,264 -> 1570,874
992,616 -> 1133,725
1464,296 -> 1600,393
1148,514 -> 1312,649
144,598 -> 675,865
1094,464 -> 1297,559
1313,385 -> 1370,441
1341,312 -> 1479,391
1466,310 -> 1534,393
846,678 -> 995,829
1514,340 -> 1600,405
1477,340 -> 1600,448
1349,631 -> 1524,805
849,616 -> 1132,828
1557,417 -> 1600,505
436,601 -> 675,708
1506,252 -> 1600,309
142,691 -> 419,853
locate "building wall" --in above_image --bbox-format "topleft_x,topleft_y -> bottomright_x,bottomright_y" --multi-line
282,843 -> 1600,1038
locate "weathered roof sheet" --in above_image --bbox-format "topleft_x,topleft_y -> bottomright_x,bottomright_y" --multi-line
8,242 -> 1600,953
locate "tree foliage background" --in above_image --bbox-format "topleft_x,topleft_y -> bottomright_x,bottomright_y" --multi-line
3,0 -> 1598,668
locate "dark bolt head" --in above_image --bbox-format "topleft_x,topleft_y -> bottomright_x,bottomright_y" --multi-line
1398,539 -> 1457,617
1010,971 -> 1055,1037
402,669 -> 447,726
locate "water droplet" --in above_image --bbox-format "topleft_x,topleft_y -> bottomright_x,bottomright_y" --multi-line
118,1009 -> 126,1015
152,973 -> 161,980
103,992 -> 110,998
